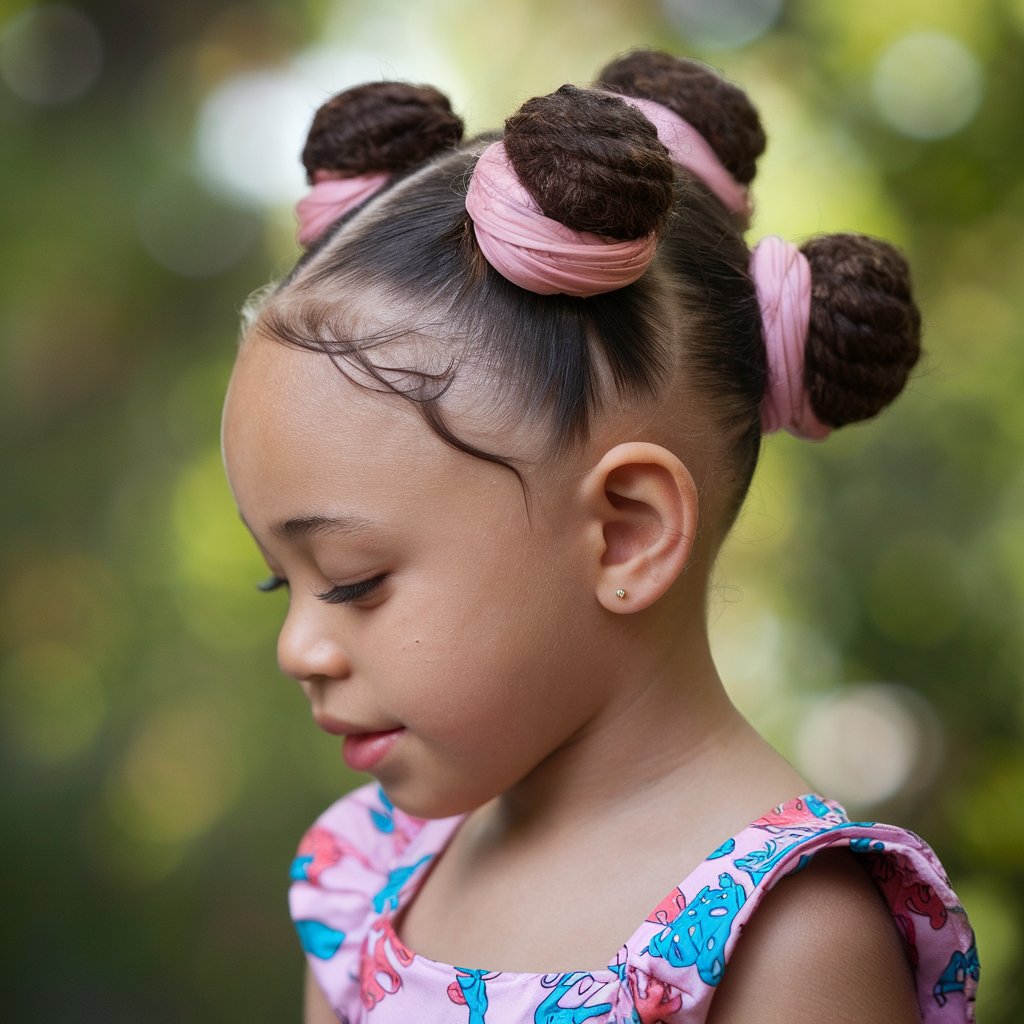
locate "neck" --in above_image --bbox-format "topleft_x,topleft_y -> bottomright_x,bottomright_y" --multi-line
484,601 -> 805,847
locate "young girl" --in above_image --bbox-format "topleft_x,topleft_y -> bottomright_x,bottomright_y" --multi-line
221,50 -> 979,1023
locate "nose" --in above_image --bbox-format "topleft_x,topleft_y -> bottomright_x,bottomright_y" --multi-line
276,601 -> 352,685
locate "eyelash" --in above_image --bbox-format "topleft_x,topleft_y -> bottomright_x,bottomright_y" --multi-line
256,574 -> 388,605
315,575 -> 388,605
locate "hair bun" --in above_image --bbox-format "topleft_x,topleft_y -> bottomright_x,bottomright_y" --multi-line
801,233 -> 922,427
595,49 -> 764,188
502,83 -> 675,241
301,81 -> 464,181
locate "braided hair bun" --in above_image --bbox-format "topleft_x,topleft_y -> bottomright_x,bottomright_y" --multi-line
502,83 -> 676,240
803,233 -> 921,427
301,81 -> 464,181
596,49 -> 766,190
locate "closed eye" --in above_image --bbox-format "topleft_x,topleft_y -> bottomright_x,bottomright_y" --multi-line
315,574 -> 389,605
257,574 -> 287,592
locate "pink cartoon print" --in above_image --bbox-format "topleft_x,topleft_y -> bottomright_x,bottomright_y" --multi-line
290,825 -> 373,885
646,888 -> 686,927
359,919 -> 415,1010
753,794 -> 837,829
868,852 -> 948,965
626,966 -> 683,1023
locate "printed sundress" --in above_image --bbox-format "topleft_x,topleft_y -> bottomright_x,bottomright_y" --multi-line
289,782 -> 978,1022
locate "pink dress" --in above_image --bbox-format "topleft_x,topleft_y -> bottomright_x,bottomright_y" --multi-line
289,783 -> 978,1022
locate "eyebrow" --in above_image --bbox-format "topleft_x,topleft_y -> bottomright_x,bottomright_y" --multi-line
269,513 -> 374,541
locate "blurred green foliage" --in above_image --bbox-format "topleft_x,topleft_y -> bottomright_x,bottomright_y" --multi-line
2,0 -> 1021,1019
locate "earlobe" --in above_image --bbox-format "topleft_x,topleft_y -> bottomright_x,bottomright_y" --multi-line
582,442 -> 699,613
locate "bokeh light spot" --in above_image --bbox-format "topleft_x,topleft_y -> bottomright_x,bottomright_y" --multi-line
0,4 -> 102,105
741,69 -> 902,242
173,447 -> 255,591
795,683 -> 942,806
173,446 -> 275,650
658,0 -> 782,49
2,550 -> 127,657
872,31 -> 983,140
105,703 -> 242,844
195,68 -> 321,207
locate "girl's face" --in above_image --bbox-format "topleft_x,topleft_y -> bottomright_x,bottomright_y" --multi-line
222,333 -> 617,819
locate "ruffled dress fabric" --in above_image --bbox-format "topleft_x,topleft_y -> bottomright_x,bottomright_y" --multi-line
289,783 -> 978,1023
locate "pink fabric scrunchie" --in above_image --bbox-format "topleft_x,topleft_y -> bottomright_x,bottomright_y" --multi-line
464,141 -> 658,297
611,94 -> 751,223
465,93 -> 751,298
751,235 -> 831,441
295,170 -> 391,247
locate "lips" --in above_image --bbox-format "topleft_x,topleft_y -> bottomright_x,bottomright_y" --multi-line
341,728 -> 405,772
312,714 -> 405,772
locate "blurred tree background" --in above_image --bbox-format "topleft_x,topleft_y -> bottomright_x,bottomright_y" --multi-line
1,0 -> 1021,1019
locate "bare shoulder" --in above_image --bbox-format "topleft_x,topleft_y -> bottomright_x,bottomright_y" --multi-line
304,965 -> 337,1024
706,850 -> 919,1024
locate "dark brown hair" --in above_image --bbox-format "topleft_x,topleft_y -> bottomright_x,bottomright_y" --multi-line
253,50 -> 921,517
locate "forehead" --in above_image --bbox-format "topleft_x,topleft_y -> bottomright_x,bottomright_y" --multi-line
225,332 -> 433,474
221,333 -> 525,534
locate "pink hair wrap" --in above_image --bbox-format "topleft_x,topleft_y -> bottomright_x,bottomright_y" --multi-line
464,141 -> 658,297
295,170 -> 391,247
751,235 -> 831,440
465,92 -> 751,298
611,94 -> 751,222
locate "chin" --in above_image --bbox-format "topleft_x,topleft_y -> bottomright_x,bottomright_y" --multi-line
378,775 -> 491,822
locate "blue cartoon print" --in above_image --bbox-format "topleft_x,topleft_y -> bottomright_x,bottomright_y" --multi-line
850,837 -> 886,854
707,837 -> 736,860
447,968 -> 493,1023
732,830 -> 815,886
372,854 -> 433,913
645,872 -> 746,986
534,973 -> 613,1023
294,918 -> 346,960
803,794 -> 832,819
731,821 -> 868,886
370,786 -> 397,834
933,941 -> 980,1007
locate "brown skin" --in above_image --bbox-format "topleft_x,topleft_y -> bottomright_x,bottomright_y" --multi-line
222,334 -> 917,1023
706,852 -> 920,1024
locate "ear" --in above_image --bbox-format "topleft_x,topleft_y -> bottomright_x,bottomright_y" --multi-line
580,442 -> 699,613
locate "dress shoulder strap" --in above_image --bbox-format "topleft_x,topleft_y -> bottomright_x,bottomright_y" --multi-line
288,783 -> 460,1012
627,795 -> 978,1023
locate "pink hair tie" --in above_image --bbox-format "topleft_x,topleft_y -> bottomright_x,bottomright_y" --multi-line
751,236 -> 830,441
610,94 -> 751,223
465,91 -> 753,297
465,141 -> 657,298
295,170 -> 390,247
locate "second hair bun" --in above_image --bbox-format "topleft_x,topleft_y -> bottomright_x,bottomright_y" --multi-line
302,81 -> 464,181
802,233 -> 922,428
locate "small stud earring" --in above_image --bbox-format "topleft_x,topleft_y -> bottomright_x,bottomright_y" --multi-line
615,588 -> 627,600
